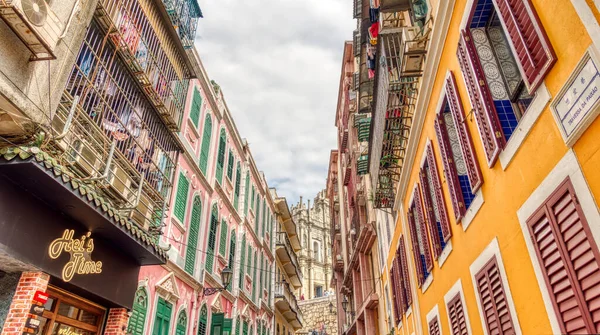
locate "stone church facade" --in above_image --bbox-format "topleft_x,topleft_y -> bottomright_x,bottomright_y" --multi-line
292,190 -> 333,300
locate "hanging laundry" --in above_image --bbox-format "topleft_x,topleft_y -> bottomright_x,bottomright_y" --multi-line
368,69 -> 375,79
368,23 -> 379,45
369,6 -> 380,23
367,45 -> 377,70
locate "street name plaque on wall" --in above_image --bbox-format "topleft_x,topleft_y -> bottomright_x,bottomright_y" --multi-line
551,46 -> 600,146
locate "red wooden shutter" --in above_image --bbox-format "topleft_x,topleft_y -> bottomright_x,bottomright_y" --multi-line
407,208 -> 425,286
456,32 -> 504,167
447,294 -> 469,335
415,186 -> 434,272
399,237 -> 413,307
394,257 -> 406,317
492,0 -> 556,93
475,257 -> 516,335
444,72 -> 483,191
527,178 -> 600,334
390,266 -> 401,324
426,143 -> 452,241
420,167 -> 443,258
429,316 -> 441,335
434,114 -> 466,221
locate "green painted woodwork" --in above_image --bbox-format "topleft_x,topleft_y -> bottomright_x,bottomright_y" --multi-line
216,129 -> 226,185
176,311 -> 187,335
185,196 -> 202,275
239,237 -> 246,289
190,88 -> 202,127
199,114 -> 212,175
233,163 -> 241,210
152,297 -> 172,335
244,172 -> 250,216
227,232 -> 236,292
227,150 -> 234,181
197,305 -> 207,335
219,219 -> 227,256
174,173 -> 189,223
127,288 -> 148,335
205,204 -> 219,273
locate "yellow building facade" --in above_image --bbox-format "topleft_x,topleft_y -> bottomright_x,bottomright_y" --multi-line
374,0 -> 600,334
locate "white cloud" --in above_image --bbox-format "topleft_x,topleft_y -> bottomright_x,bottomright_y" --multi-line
195,0 -> 354,204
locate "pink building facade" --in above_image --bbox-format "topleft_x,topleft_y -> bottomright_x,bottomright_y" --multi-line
128,53 -> 277,335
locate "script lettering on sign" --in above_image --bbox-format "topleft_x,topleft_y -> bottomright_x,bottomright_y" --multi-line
48,230 -> 103,282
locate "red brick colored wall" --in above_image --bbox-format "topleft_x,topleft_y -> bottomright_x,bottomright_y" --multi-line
103,308 -> 130,335
1,272 -> 49,335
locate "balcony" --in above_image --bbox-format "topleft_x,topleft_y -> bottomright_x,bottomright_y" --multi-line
94,0 -> 191,131
276,232 -> 302,288
161,0 -> 203,49
370,27 -> 427,209
275,281 -> 304,330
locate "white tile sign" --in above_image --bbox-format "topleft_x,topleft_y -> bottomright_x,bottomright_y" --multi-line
552,51 -> 600,143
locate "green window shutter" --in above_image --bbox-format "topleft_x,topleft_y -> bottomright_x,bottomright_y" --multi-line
239,237 -> 246,289
127,288 -> 148,335
261,201 -> 266,236
250,187 -> 255,210
176,311 -> 187,335
235,317 -> 241,335
216,129 -> 226,185
174,173 -> 189,223
190,89 -> 202,127
249,326 -> 253,335
210,313 -> 224,335
152,297 -> 172,335
219,219 -> 227,256
255,198 -> 260,233
227,232 -> 236,292
227,150 -> 234,180
197,305 -> 207,335
185,197 -> 202,275
199,114 -> 212,176
246,246 -> 252,276
205,205 -> 219,274
259,254 -> 264,301
233,163 -> 241,210
252,250 -> 257,301
244,172 -> 250,216
243,321 -> 248,335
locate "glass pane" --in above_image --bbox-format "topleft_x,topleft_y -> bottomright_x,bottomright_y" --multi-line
44,297 -> 56,311
32,317 -> 49,335
57,302 -> 80,320
51,323 -> 95,335
78,310 -> 98,326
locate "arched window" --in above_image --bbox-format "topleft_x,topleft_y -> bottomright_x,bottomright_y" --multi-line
173,172 -> 189,223
244,171 -> 251,216
235,316 -> 241,335
219,219 -> 228,256
175,310 -> 187,335
190,88 -> 202,127
199,114 -> 212,175
239,236 -> 246,289
185,196 -> 202,275
243,320 -> 249,335
233,162 -> 241,210
205,204 -> 219,273
255,197 -> 261,233
127,288 -> 147,335
227,149 -> 234,180
227,231 -> 236,291
197,305 -> 207,335
216,128 -> 226,184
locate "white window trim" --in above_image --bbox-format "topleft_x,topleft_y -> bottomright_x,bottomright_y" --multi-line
570,0 -> 600,50
516,149 -> 600,334
443,279 -> 473,335
461,189 -> 484,232
426,304 -> 441,335
438,240 -> 453,268
469,238 -> 523,335
499,83 -> 551,169
422,273 -> 434,293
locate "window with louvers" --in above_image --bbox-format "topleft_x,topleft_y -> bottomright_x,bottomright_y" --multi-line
219,219 -> 228,256
199,114 -> 212,176
205,204 -> 219,274
227,232 -> 236,291
127,288 -> 147,335
216,129 -> 226,185
429,316 -> 441,335
399,237 -> 412,307
527,178 -> 600,334
185,196 -> 202,275
447,294 -> 469,335
197,305 -> 207,335
239,237 -> 246,289
474,256 -> 516,335
174,173 -> 189,223
190,89 -> 202,127
175,311 -> 186,335
227,150 -> 234,181
407,187 -> 433,287
244,172 -> 250,215
234,163 -> 241,210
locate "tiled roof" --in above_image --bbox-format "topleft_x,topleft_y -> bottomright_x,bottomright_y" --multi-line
0,145 -> 168,261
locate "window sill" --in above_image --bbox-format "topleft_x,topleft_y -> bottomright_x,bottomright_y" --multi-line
499,82 -> 551,170
462,189 -> 484,232
406,306 -> 412,317
186,117 -> 201,138
421,274 -> 434,293
172,216 -> 186,232
438,240 -> 453,268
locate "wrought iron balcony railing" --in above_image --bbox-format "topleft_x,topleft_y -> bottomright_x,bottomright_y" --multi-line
162,0 -> 202,49
95,0 -> 191,131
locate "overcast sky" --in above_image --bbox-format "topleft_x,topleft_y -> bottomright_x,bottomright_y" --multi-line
195,0 -> 355,205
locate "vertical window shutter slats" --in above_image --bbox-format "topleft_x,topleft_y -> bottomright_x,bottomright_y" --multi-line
527,179 -> 600,334
429,317 -> 441,335
390,266 -> 401,324
219,219 -> 227,256
199,115 -> 212,175
244,172 -> 250,216
475,257 -> 516,335
434,115 -> 466,221
190,89 -> 201,127
445,72 -> 484,190
174,173 -> 189,222
393,257 -> 406,316
420,168 -> 443,258
457,33 -> 504,166
426,144 -> 452,241
399,237 -> 412,307
206,206 -> 219,273
185,197 -> 201,275
447,294 -> 469,335
239,237 -> 246,289
227,233 -> 236,291
216,130 -> 226,184
227,150 -> 234,180
492,0 -> 555,92
415,186 -> 434,271
407,209 -> 424,286
234,163 -> 241,210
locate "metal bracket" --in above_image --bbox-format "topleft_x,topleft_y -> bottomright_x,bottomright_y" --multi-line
54,95 -> 80,140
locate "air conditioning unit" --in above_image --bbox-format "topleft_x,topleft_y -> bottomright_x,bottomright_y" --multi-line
107,164 -> 133,201
67,140 -> 101,177
0,0 -> 63,60
130,193 -> 154,229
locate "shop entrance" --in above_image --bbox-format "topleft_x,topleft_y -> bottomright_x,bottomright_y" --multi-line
35,286 -> 106,335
